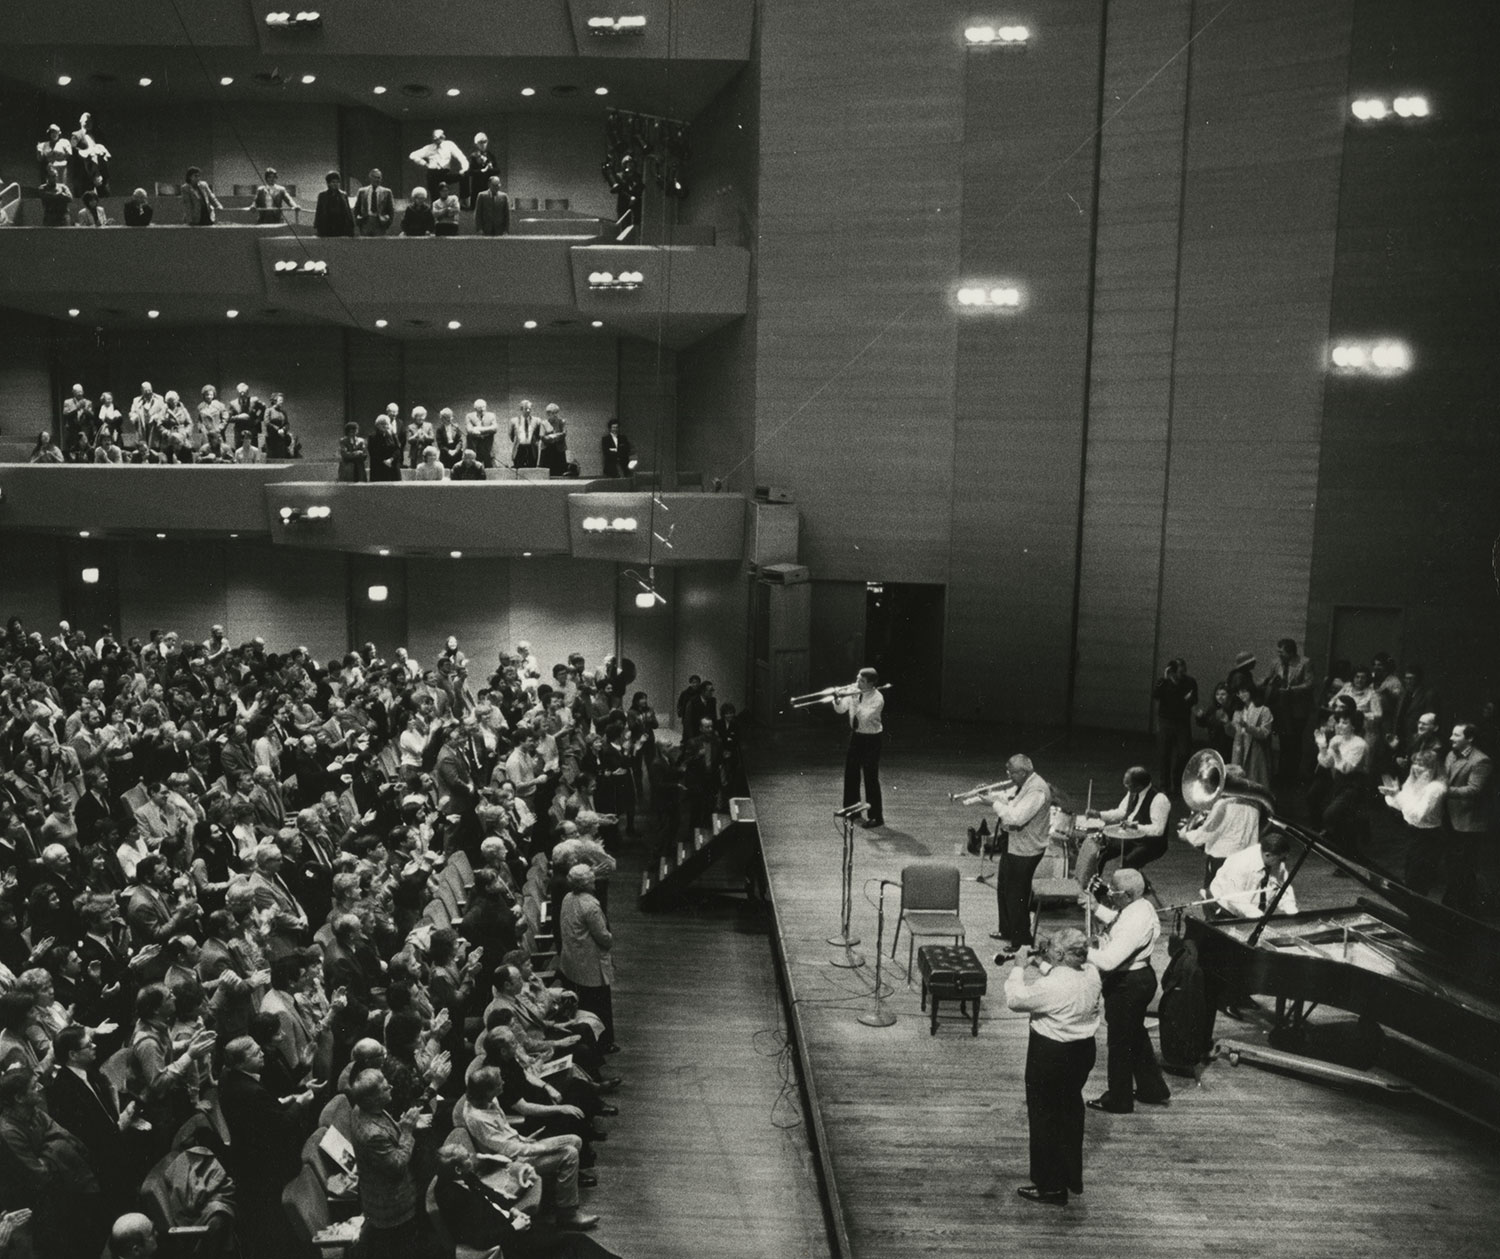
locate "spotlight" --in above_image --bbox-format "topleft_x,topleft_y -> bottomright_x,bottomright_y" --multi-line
634,591 -> 656,609
81,568 -> 100,585
367,585 -> 389,603
582,516 -> 638,533
57,75 -> 72,86
587,270 -> 643,291
265,10 -> 322,28
589,15 -> 647,35
625,566 -> 666,607
274,259 -> 329,275
280,505 -> 333,523
955,281 -> 1024,311
964,25 -> 996,43
1370,340 -> 1412,371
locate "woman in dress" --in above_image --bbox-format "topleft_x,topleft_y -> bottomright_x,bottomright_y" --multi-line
1228,680 -> 1273,791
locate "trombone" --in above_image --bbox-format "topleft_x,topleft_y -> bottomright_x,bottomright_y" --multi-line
789,682 -> 889,710
947,780 -> 1013,805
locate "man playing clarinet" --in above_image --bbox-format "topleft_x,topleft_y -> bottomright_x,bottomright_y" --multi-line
833,668 -> 885,829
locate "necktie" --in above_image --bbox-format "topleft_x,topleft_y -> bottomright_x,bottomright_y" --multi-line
1257,868 -> 1272,912
1126,791 -> 1139,819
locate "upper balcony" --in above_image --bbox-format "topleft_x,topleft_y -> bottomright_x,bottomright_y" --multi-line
3,0 -> 752,118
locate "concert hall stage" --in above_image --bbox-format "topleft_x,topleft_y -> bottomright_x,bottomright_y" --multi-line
746,721 -> 1500,1259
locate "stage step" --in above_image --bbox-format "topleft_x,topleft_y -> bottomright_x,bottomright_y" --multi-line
639,797 -> 759,911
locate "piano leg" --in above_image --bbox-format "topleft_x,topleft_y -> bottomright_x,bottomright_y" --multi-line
1268,997 -> 1314,1052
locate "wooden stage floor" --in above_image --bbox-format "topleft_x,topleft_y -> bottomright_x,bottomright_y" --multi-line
746,720 -> 1500,1259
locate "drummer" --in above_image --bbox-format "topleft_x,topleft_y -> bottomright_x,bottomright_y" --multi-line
1075,766 -> 1172,888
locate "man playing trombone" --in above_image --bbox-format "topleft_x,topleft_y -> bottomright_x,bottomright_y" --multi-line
833,668 -> 885,829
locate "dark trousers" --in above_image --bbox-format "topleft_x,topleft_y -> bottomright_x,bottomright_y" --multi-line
1024,1030 -> 1096,1193
843,732 -> 882,822
1101,965 -> 1169,1109
357,1217 -> 423,1259
1402,825 -> 1445,894
1276,710 -> 1309,783
563,978 -> 615,1051
1320,773 -> 1370,857
1204,854 -> 1228,888
514,443 -> 538,468
1156,720 -> 1192,796
996,850 -> 1044,946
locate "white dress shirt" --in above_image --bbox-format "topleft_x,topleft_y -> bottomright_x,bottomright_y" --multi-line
1210,844 -> 1299,918
1087,898 -> 1160,973
833,688 -> 883,734
1184,797 -> 1260,859
1100,789 -> 1172,838
1004,962 -> 1102,1042
1385,773 -> 1446,829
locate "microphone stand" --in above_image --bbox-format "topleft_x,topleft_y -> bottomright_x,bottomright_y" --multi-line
858,881 -> 897,1027
828,804 -> 865,968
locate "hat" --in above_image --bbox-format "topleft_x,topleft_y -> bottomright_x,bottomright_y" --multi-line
1232,651 -> 1257,671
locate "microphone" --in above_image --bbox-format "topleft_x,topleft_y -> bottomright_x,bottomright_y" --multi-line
834,802 -> 869,819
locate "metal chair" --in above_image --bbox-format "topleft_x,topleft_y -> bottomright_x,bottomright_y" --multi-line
891,864 -> 966,975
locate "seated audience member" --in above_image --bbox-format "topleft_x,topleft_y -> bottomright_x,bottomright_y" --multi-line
413,446 -> 447,481
355,168 -> 395,236
123,188 -> 153,226
253,167 -> 300,224
451,448 -> 487,481
28,432 -> 63,464
74,189 -> 109,227
313,170 -> 356,238
1210,829 -> 1299,918
106,1214 -> 158,1259
180,166 -> 223,226
401,186 -> 435,236
232,430 -> 264,464
433,181 -> 462,236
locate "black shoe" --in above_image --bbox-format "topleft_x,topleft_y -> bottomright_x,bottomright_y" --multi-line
989,932 -> 1013,943
588,1127 -> 608,1141
861,817 -> 884,829
604,1043 -> 623,1054
598,1103 -> 620,1117
993,950 -> 1018,966
1017,1185 -> 1068,1206
1135,1092 -> 1171,1106
578,1170 -> 598,1188
597,1076 -> 623,1092
1087,1095 -> 1132,1114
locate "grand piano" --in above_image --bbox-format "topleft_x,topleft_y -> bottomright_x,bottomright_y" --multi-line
1178,752 -> 1500,1078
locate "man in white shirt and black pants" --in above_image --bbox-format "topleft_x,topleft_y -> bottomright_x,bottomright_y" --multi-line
1004,928 -> 1102,1206
1086,868 -> 1171,1113
832,668 -> 884,828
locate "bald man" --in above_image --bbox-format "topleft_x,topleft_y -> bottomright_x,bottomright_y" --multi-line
108,1213 -> 158,1258
988,754 -> 1053,949
1085,869 -> 1170,1113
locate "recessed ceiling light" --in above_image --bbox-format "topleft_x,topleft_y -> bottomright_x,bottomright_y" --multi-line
522,551 -> 532,557
229,533 -> 239,538
591,320 -> 603,328
450,550 -> 463,559
67,308 -> 80,318
147,309 -> 160,319
373,85 -> 387,94
595,86 -> 609,96
78,530 -> 90,538
225,309 -> 239,319
57,75 -> 72,86
301,74 -> 316,84
447,320 -> 461,330
524,320 -> 537,329
378,548 -> 391,556
155,533 -> 166,539
374,318 -> 388,328
220,76 -> 234,86
139,77 -> 153,87
521,87 -> 536,97
446,88 -> 460,97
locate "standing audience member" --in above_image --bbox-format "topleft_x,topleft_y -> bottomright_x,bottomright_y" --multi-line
401,187 -> 435,237
432,182 -> 461,236
556,866 -> 616,1053
1442,723 -> 1494,914
474,175 -> 510,236
253,168 -> 300,225
1152,659 -> 1197,798
180,167 -> 223,226
355,169 -> 395,237
408,129 -> 469,197
313,171 -> 355,238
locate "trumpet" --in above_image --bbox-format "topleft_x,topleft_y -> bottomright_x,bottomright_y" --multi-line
948,780 -> 1013,805
789,682 -> 891,709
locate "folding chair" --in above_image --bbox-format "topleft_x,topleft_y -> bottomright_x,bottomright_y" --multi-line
891,864 -> 966,976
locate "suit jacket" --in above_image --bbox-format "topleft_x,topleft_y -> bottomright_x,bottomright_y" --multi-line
474,190 -> 510,236
247,870 -> 308,937
558,890 -> 612,988
354,183 -> 396,236
314,187 -> 356,237
218,1068 -> 302,1190
249,782 -> 286,831
601,431 -> 634,478
45,1065 -> 122,1173
349,1107 -> 417,1228
72,790 -> 116,846
1444,747 -> 1494,832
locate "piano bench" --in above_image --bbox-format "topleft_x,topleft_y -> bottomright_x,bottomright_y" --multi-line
917,944 -> 988,1037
